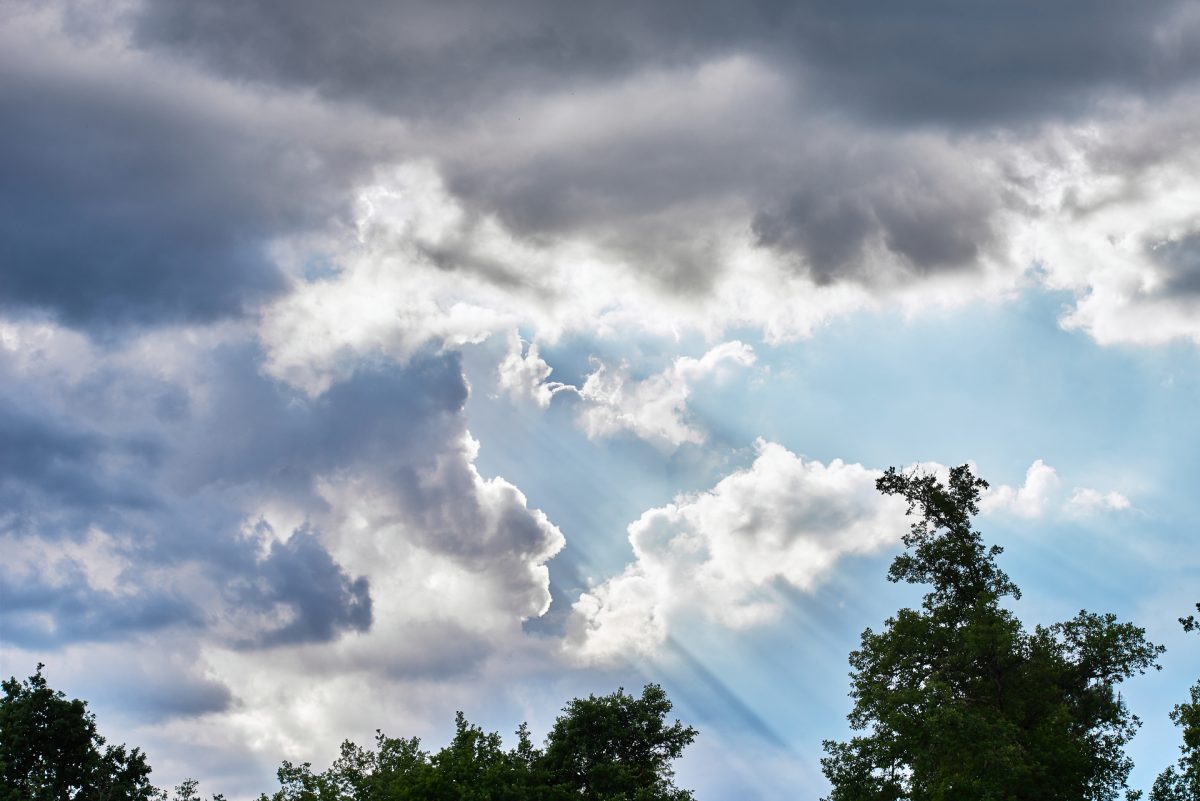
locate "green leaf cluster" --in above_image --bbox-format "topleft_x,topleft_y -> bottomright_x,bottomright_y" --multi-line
822,465 -> 1164,801
1,666 -> 694,801
1149,604 -> 1200,801
0,664 -> 159,801
252,684 -> 696,801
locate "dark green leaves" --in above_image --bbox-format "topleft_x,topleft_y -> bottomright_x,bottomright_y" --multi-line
1149,605 -> 1200,801
823,465 -> 1162,801
252,684 -> 696,801
0,664 -> 158,801
541,684 -> 697,801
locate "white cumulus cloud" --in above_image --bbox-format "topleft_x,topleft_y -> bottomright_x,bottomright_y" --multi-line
565,441 -> 908,664
498,337 -> 757,449
1066,487 -> 1133,514
980,459 -> 1132,519
496,332 -> 574,408
574,342 -> 757,449
980,459 -> 1062,519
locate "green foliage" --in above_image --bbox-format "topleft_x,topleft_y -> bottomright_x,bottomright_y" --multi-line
254,683 -> 695,801
0,663 -> 159,801
1149,604 -> 1200,801
540,684 -> 697,801
0,662 -> 694,800
822,465 -> 1164,801
169,777 -> 226,801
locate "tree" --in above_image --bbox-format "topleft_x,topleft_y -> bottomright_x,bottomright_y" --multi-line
254,684 -> 696,801
821,465 -> 1163,801
170,778 -> 226,801
0,665 -> 695,800
0,663 -> 159,801
1149,604 -> 1200,801
541,684 -> 697,801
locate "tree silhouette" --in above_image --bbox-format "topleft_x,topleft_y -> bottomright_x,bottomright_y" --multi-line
1149,604 -> 1200,801
0,664 -> 158,801
253,683 -> 696,800
541,684 -> 697,801
822,465 -> 1163,801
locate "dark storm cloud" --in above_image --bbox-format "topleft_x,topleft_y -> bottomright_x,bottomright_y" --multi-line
9,0 -> 1192,318
0,343 -> 541,654
0,569 -> 200,648
0,518 -> 372,652
120,0 -> 1200,293
0,326 -> 399,652
175,345 -> 557,567
132,0 -> 714,116
752,150 -> 1005,283
172,345 -> 468,497
0,350 -> 474,651
133,0 -> 1200,126
87,663 -> 234,722
228,526 -> 372,648
4,0 -> 1197,327
1150,232 -> 1200,295
0,400 -> 160,518
764,0 -> 1200,126
0,41 -> 361,331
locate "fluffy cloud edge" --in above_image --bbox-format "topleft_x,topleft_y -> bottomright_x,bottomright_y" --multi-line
565,451 -> 1134,666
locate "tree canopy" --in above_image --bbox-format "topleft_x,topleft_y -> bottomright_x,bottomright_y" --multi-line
0,664 -> 159,801
0,662 -> 697,801
249,683 -> 695,801
540,684 -> 697,801
1149,604 -> 1200,801
821,465 -> 1164,801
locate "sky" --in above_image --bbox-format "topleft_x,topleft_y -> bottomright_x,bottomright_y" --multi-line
1,1 -> 1199,797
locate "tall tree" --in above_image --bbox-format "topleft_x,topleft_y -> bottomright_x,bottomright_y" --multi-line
1149,604 -> 1200,801
254,684 -> 696,801
0,664 -> 159,801
822,465 -> 1163,801
540,683 -> 696,801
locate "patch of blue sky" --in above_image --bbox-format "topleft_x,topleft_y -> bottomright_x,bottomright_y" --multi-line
461,289 -> 1199,797
461,333 -> 758,591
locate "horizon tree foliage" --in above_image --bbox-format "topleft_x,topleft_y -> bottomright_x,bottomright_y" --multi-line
821,465 -> 1164,801
252,683 -> 696,801
1149,604 -> 1200,801
170,778 -> 226,801
0,665 -> 695,801
540,684 -> 697,801
0,663 -> 159,801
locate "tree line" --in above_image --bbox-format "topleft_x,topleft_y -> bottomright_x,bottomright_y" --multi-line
2,466 -> 1196,800
0,676 -> 695,801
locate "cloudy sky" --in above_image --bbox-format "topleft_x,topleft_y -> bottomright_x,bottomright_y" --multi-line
2,1 -> 1200,797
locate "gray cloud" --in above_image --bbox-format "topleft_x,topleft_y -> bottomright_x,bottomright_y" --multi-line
0,400 -> 161,530
169,344 -> 468,498
0,334 -> 561,657
86,659 -> 235,723
227,525 -> 372,648
759,0 -> 1200,126
0,20 -> 374,331
0,349 -> 460,650
1150,231 -> 1200,296
115,0 -> 1198,300
4,0 -> 1194,325
0,572 -> 200,648
132,1 -> 692,116
752,144 -> 1008,282
132,0 -> 1200,126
